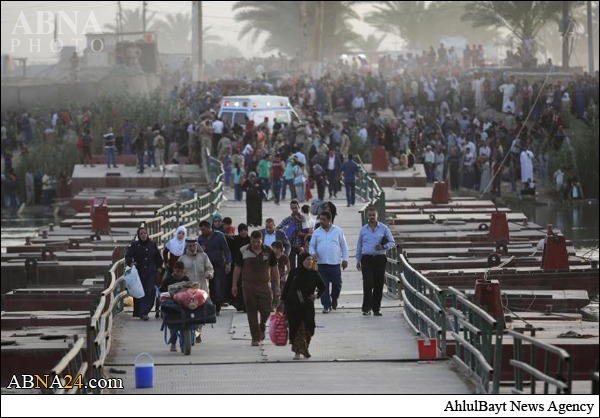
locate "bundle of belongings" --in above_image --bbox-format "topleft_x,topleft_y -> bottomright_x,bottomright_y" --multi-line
160,281 -> 217,329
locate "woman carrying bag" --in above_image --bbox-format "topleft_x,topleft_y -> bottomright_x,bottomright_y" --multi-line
125,226 -> 163,320
280,252 -> 325,360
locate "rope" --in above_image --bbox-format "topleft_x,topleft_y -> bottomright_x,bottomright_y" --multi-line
478,66 -> 557,198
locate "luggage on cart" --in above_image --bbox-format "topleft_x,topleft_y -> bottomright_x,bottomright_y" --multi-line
161,298 -> 217,330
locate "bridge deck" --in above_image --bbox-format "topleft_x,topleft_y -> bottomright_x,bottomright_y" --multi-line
106,188 -> 473,394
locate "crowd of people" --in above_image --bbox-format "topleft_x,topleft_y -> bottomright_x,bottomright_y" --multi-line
123,196 -> 395,359
3,45 -> 599,207
3,42 -> 598,360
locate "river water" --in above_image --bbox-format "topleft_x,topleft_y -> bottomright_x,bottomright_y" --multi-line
4,201 -> 598,251
1,210 -> 57,252
512,199 -> 599,251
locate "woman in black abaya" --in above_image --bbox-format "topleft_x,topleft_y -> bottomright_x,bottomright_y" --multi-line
242,172 -> 264,227
125,226 -> 163,320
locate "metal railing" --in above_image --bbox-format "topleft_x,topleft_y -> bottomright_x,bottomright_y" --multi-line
41,336 -> 88,394
355,155 -> 385,224
87,259 -> 128,393
507,329 -> 572,394
398,253 -> 447,357
384,246 -> 402,297
46,153 -> 224,393
446,286 -> 504,394
153,151 -> 224,247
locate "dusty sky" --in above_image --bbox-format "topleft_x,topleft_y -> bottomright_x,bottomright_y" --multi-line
1,1 -> 395,63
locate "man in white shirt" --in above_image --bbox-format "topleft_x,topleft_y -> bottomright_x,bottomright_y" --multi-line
499,80 -> 516,110
358,125 -> 368,143
423,145 -> 435,183
259,218 -> 290,256
309,210 -> 349,313
351,93 -> 365,113
211,117 -> 224,156
502,98 -> 516,115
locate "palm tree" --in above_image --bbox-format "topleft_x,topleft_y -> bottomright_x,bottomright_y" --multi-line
364,1 -> 497,51
364,1 -> 427,51
461,1 -> 566,55
233,1 -> 359,60
153,13 -> 192,54
349,34 -> 386,62
104,7 -> 157,34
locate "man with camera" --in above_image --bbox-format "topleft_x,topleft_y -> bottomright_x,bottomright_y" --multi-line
356,206 -> 395,316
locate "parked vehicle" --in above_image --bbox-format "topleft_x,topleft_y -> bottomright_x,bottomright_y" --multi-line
218,95 -> 301,131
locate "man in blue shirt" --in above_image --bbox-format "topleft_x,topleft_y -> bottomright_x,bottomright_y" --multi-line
309,210 -> 349,313
340,154 -> 360,207
356,206 -> 395,316
198,220 -> 232,315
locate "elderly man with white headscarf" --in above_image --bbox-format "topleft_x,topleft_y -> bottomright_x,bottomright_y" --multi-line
178,236 -> 214,343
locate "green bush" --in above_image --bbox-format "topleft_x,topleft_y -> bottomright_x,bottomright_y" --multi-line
14,139 -> 81,198
548,117 -> 599,199
348,131 -> 371,164
90,92 -> 181,153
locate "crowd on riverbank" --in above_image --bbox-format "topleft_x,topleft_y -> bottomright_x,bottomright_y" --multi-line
2,51 -> 599,209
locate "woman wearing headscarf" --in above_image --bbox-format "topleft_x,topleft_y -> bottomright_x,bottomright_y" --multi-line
281,252 -> 326,360
125,226 -> 163,320
242,172 -> 264,227
162,226 -> 187,273
158,226 -> 188,317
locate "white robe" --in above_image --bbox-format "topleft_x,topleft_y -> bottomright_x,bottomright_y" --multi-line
434,153 -> 445,181
520,150 -> 534,184
479,161 -> 492,193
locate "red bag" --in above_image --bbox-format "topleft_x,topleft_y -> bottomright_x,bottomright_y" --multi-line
305,186 -> 313,201
173,288 -> 208,310
76,136 -> 84,149
269,311 -> 288,346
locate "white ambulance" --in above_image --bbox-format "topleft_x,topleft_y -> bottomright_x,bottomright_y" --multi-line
217,95 -> 300,131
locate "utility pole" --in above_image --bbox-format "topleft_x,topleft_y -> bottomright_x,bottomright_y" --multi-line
312,1 -> 324,79
562,1 -> 570,71
198,1 -> 203,81
142,1 -> 147,34
192,1 -> 203,82
300,1 -> 309,75
118,1 -> 123,41
587,0 -> 594,73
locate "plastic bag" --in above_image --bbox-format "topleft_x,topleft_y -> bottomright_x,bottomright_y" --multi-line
124,265 -> 145,299
285,222 -> 296,239
173,288 -> 208,310
269,310 -> 288,346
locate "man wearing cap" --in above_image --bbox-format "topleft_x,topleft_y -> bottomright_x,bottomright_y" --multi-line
232,230 -> 280,346
103,128 -> 117,168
